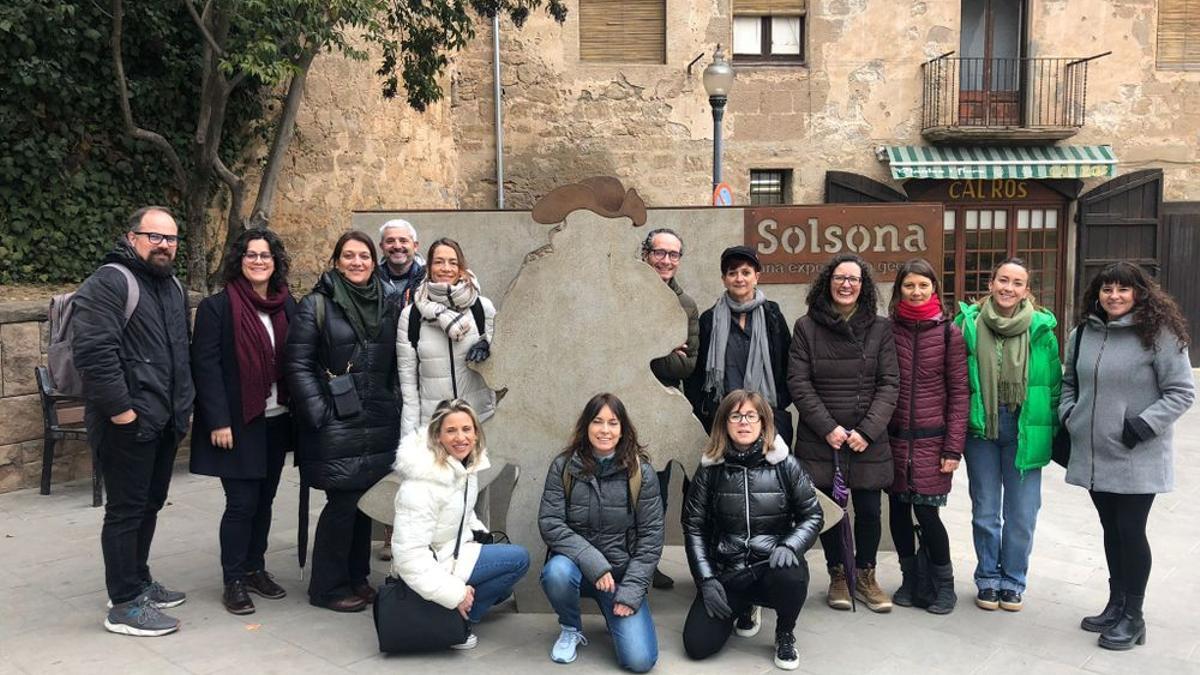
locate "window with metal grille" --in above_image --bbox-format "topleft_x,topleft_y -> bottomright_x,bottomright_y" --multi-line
749,170 -> 791,205
1158,0 -> 1200,70
732,0 -> 805,63
579,0 -> 666,64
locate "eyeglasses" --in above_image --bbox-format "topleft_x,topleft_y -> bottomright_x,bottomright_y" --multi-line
243,252 -> 274,262
728,412 -> 761,424
132,232 -> 179,246
649,248 -> 682,262
832,274 -> 862,286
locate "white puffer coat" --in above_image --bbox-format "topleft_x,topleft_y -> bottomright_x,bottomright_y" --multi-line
389,428 -> 490,609
397,298 -> 498,438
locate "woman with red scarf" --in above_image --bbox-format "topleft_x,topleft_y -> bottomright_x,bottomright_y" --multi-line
886,258 -> 969,614
190,229 -> 297,615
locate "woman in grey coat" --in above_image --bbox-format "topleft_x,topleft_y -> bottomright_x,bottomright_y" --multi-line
538,393 -> 663,672
1060,261 -> 1194,652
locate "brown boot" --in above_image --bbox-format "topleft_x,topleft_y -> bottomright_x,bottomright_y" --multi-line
854,566 -> 893,613
827,565 -> 852,610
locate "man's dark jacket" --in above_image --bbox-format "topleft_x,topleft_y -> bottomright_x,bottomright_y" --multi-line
71,243 -> 194,448
377,258 -> 425,308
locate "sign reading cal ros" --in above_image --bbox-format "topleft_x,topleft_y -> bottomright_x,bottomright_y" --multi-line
746,204 -> 944,284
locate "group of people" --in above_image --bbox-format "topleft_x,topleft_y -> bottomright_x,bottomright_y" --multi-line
69,206 -> 1193,669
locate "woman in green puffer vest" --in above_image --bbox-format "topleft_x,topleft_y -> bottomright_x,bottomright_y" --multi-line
954,257 -> 1061,614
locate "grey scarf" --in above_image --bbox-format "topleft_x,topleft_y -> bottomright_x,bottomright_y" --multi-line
703,290 -> 777,407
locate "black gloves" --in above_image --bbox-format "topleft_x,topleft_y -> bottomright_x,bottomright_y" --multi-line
1121,416 -> 1155,449
466,338 -> 491,363
699,578 -> 732,619
769,546 -> 799,569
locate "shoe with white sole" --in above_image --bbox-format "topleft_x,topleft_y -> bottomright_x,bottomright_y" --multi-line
550,626 -> 588,663
735,605 -> 762,638
103,593 -> 180,637
106,581 -> 187,610
451,629 -> 478,650
774,631 -> 800,670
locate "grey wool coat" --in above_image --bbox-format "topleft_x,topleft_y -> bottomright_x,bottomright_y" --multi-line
1060,313 -> 1196,494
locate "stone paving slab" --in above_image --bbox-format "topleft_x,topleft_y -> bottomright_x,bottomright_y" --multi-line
3,406 -> 1200,674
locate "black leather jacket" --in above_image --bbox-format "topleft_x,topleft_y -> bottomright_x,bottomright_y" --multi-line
682,436 -> 823,582
284,272 -> 401,491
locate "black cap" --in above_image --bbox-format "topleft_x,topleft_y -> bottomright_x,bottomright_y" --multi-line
720,245 -> 761,273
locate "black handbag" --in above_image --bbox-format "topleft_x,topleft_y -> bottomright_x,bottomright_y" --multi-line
1051,326 -> 1086,468
372,484 -> 470,653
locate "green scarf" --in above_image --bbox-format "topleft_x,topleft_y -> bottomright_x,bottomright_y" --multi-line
328,270 -> 384,341
975,297 -> 1034,439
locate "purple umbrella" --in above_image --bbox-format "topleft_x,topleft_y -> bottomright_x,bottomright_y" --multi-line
832,444 -> 857,611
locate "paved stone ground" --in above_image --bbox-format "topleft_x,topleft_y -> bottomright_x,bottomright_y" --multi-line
3,406 -> 1199,675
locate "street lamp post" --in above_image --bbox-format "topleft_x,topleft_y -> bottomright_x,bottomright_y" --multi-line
702,46 -> 735,193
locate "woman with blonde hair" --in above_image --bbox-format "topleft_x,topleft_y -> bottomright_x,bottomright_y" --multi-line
681,390 -> 823,670
391,399 -> 530,650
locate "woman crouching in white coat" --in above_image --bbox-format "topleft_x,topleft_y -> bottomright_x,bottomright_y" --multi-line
398,238 -> 497,439
391,399 -> 529,650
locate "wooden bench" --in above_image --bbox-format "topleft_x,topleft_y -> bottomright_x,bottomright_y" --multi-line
35,366 -> 102,507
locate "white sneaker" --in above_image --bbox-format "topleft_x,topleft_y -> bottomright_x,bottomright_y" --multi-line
550,626 -> 588,663
451,630 -> 478,650
735,605 -> 762,638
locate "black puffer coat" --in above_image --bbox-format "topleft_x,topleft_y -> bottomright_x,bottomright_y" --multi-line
788,305 -> 899,490
71,243 -> 194,448
284,272 -> 401,491
682,436 -> 823,582
538,452 -> 664,610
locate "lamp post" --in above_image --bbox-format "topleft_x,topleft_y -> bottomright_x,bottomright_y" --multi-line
702,45 -> 735,192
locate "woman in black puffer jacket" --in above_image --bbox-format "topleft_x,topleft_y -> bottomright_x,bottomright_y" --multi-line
682,389 -> 823,671
285,231 -> 401,613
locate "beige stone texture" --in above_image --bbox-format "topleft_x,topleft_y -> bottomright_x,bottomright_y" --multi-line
257,0 -> 1199,285
0,394 -> 41,446
2,322 -> 42,397
472,209 -> 710,610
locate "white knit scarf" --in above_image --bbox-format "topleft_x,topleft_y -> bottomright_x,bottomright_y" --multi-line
413,271 -> 481,342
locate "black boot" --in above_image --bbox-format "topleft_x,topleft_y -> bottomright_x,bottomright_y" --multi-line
223,579 -> 255,615
926,563 -> 957,615
1098,593 -> 1146,650
893,556 -> 917,607
1081,579 -> 1125,633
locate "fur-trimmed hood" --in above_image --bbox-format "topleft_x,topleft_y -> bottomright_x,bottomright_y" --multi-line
392,425 -> 491,485
700,433 -> 790,467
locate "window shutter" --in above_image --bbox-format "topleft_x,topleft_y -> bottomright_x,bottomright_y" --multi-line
733,0 -> 806,17
1158,0 -> 1200,70
579,0 -> 666,64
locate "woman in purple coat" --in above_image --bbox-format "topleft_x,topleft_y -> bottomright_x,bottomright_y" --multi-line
886,259 -> 969,614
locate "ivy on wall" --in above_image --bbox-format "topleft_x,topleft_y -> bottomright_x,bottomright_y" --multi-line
0,1 -> 259,284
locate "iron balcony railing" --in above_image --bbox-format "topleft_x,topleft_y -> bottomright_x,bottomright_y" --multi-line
921,52 -> 1111,131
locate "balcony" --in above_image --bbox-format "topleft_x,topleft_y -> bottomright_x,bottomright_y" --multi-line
920,51 -> 1110,144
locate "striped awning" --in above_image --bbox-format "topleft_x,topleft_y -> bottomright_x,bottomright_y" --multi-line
883,145 -> 1117,180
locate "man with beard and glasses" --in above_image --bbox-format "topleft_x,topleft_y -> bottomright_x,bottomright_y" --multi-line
71,206 -> 194,636
377,219 -> 425,307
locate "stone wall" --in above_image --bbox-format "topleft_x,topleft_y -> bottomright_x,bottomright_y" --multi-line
0,304 -> 91,494
0,299 -> 199,495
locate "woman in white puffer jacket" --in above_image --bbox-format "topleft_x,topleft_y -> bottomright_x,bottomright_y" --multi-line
391,399 -> 529,650
397,238 -> 497,439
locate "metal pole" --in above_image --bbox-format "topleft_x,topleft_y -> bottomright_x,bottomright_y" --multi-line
492,14 -> 505,209
710,95 -> 727,190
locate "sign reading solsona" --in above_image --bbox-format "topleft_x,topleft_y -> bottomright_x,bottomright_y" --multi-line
746,204 -> 945,284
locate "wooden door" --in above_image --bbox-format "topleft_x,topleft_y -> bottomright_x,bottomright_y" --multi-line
1075,170 -> 1164,293
1163,202 -> 1200,366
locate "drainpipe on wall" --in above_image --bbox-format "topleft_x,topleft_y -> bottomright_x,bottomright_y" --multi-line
492,14 -> 506,209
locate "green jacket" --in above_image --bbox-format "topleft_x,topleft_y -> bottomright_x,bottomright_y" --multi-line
955,302 -> 1062,472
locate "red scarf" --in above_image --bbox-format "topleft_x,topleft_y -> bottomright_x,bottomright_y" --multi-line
896,294 -> 943,322
227,276 -> 290,424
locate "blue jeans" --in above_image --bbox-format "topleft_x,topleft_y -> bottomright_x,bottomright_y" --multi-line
964,406 -> 1042,593
540,555 -> 658,673
466,544 -> 529,623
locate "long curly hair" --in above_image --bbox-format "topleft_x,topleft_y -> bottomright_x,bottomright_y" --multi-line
560,392 -> 646,478
805,253 -> 879,315
220,227 -> 290,292
1078,261 -> 1190,351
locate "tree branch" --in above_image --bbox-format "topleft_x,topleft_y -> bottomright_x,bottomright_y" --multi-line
111,0 -> 187,193
183,0 -> 223,56
249,48 -> 317,228
213,155 -> 246,228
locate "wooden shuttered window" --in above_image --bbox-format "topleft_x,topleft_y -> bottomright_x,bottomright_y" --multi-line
1158,0 -> 1200,70
733,0 -> 806,16
579,0 -> 666,64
